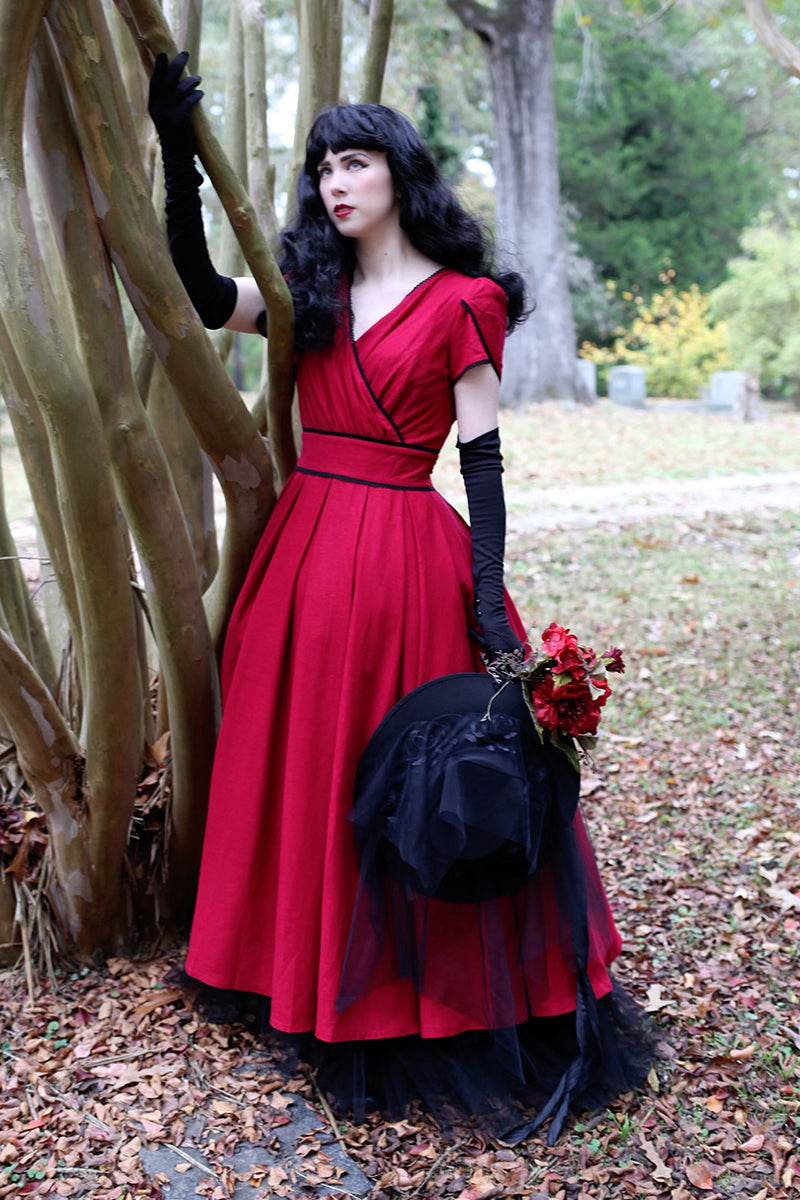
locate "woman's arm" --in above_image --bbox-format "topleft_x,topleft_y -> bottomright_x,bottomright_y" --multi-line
454,361 -> 500,441
454,363 -> 523,658
225,278 -> 268,334
149,53 -> 268,337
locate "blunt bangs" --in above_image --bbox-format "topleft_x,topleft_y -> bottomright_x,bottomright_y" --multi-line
304,104 -> 417,174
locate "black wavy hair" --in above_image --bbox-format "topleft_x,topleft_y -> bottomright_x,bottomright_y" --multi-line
279,103 -> 529,352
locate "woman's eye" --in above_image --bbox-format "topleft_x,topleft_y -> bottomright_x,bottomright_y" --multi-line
348,159 -> 365,169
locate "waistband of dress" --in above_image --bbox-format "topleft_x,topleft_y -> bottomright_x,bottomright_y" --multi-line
296,429 -> 436,490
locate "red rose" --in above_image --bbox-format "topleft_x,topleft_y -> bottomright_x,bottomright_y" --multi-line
602,646 -> 625,674
531,674 -> 559,731
553,642 -> 586,679
551,679 -> 602,737
591,675 -> 612,707
541,622 -> 573,658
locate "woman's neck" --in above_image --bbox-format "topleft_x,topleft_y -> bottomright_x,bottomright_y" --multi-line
352,228 -> 437,287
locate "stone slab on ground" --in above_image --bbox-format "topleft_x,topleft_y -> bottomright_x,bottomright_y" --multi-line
139,1101 -> 371,1198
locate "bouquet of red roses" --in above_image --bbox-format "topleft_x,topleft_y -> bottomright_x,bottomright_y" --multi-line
489,623 -> 625,770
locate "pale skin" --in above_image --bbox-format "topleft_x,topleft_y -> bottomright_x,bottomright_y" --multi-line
225,147 -> 500,443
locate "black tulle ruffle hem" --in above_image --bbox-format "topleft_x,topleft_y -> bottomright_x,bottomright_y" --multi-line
169,694 -> 661,1142
167,965 -> 658,1145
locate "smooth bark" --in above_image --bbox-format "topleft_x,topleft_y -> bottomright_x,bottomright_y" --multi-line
48,0 -> 278,645
0,0 -> 144,950
30,28 -> 219,911
361,0 -> 394,103
147,363 -> 219,593
446,0 -> 590,405
115,0 -> 296,492
0,419 -> 56,691
148,0 -> 218,598
212,1 -> 248,370
288,0 -> 343,207
241,0 -> 279,249
0,319 -> 85,694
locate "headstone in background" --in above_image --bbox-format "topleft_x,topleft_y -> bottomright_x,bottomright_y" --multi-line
707,370 -> 745,412
707,370 -> 762,420
740,372 -> 763,422
576,358 -> 597,401
608,364 -> 647,407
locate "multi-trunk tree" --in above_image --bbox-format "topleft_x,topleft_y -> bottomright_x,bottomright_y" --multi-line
0,0 -> 392,963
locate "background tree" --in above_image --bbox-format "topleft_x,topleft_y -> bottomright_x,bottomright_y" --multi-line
745,0 -> 800,79
704,0 -> 800,402
554,4 -> 767,341
444,0 -> 591,406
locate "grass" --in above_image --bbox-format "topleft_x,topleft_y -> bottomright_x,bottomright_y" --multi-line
434,397 -> 800,492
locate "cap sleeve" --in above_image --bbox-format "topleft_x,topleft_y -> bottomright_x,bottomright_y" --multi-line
449,277 -> 508,384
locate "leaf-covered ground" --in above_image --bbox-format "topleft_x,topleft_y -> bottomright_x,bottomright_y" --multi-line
2,403 -> 799,1198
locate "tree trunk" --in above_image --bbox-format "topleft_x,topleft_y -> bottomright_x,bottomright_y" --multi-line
361,0 -> 394,103
0,0 -> 145,953
0,323 -> 86,692
241,0 -> 279,249
211,0 -> 247,372
446,0 -> 590,406
29,27 -> 220,916
287,0 -> 344,210
0,0 -> 348,958
745,0 -> 800,79
115,0 -> 296,492
0,420 -> 56,691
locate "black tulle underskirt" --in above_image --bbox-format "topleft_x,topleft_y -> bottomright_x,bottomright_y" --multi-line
168,966 -> 658,1145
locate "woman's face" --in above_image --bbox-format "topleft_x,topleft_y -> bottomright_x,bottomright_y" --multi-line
316,147 -> 398,240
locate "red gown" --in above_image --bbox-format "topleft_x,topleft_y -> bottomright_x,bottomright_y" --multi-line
185,269 -> 622,1046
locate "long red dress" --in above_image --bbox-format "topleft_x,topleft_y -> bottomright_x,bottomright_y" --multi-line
185,269 -> 622,1050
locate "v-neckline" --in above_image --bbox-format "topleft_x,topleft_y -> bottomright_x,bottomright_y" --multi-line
349,267 -> 447,345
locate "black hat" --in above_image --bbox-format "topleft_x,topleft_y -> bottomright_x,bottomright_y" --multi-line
351,672 -> 579,903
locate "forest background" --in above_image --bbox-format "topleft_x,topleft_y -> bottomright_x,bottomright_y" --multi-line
0,0 -> 799,1195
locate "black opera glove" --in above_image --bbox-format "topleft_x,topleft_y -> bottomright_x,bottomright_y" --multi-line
147,51 -> 237,329
458,427 -> 524,661
148,50 -> 203,161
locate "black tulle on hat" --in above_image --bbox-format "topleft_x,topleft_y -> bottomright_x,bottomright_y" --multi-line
350,672 -> 578,902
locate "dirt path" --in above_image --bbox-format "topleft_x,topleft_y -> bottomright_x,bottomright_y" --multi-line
495,470 -> 800,531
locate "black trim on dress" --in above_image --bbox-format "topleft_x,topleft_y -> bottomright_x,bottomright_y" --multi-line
348,327 -> 406,444
452,357 -> 492,385
295,467 -> 433,491
302,426 -> 438,455
459,301 -> 501,380
347,269 -> 448,445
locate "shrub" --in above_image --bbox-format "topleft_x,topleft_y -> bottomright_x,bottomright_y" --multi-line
710,222 -> 800,401
581,282 -> 731,398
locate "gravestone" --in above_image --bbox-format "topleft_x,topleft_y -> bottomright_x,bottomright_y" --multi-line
707,370 -> 762,420
707,370 -> 745,412
576,358 -> 597,401
608,364 -> 647,407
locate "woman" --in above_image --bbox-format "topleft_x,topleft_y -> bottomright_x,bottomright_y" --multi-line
148,52 -> 655,1143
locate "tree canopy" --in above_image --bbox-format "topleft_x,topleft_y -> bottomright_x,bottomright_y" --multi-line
554,5 -> 768,305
